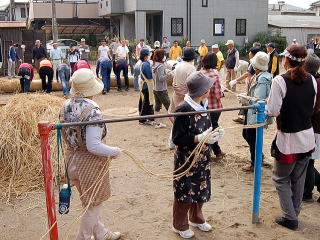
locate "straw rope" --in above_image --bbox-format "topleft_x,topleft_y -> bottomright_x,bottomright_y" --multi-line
39,122 -> 266,239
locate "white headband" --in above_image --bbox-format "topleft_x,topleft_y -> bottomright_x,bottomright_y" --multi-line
280,50 -> 305,62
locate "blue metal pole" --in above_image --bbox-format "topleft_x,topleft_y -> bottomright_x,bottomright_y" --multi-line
252,101 -> 266,224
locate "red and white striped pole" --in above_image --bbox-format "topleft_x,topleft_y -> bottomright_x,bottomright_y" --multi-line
38,121 -> 59,240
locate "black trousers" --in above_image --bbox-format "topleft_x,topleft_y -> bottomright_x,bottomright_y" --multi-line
138,87 -> 154,123
210,112 -> 222,155
303,159 -> 320,199
39,66 -> 54,93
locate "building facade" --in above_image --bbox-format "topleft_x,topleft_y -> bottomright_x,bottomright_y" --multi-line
98,0 -> 268,46
310,1 -> 320,16
0,1 -> 29,21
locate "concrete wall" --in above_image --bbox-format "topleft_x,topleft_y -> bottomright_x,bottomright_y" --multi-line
269,26 -> 320,45
100,0 -> 268,46
29,2 -> 100,20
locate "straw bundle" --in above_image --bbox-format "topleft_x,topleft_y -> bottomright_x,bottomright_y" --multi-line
0,93 -> 65,203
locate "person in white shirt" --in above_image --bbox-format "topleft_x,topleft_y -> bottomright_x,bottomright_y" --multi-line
98,39 -> 110,58
135,39 -> 146,58
50,42 -> 63,81
115,40 -> 129,91
267,45 -> 316,231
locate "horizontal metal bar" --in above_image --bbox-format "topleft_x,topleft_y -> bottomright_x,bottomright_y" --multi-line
54,105 -> 255,129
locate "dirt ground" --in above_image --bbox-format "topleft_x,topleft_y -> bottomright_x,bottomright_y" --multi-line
0,80 -> 319,240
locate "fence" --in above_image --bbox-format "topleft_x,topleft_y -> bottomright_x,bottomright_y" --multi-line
38,101 -> 266,240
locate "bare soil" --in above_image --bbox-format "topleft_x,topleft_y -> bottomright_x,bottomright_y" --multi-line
0,81 -> 319,240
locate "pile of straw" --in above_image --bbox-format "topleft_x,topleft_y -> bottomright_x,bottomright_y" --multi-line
0,93 -> 65,203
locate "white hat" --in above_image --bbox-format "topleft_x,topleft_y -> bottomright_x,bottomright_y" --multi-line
201,39 -> 206,43
293,39 -> 297,42
154,41 -> 161,48
225,40 -> 234,46
212,44 -> 219,49
81,38 -> 86,42
250,52 -> 269,71
35,40 -> 40,43
70,68 -> 103,97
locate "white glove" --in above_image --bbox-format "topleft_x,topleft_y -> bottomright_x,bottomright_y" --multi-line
230,79 -> 237,87
216,127 -> 225,137
32,59 -> 34,64
221,85 -> 225,92
206,131 -> 220,144
197,127 -> 212,142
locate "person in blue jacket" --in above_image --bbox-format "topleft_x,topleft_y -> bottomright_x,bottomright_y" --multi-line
8,43 -> 21,78
96,56 -> 112,94
238,51 -> 273,172
138,48 -> 154,124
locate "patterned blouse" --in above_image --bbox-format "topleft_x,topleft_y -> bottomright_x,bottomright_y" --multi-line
60,97 -> 106,148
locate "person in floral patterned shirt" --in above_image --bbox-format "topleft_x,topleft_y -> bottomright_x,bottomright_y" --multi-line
172,71 -> 225,239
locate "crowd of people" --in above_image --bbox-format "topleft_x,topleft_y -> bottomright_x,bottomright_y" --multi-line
6,36 -> 320,239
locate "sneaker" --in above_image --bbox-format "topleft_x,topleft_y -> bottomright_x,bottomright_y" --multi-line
189,221 -> 212,232
117,88 -> 122,92
139,120 -> 154,126
155,123 -> 167,129
242,164 -> 254,173
168,136 -> 176,150
102,90 -> 107,95
275,217 -> 298,230
172,227 -> 194,239
103,231 -> 121,240
233,117 -> 244,124
125,87 -> 129,91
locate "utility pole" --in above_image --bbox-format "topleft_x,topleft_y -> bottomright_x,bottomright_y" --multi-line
9,0 -> 15,21
51,0 -> 58,42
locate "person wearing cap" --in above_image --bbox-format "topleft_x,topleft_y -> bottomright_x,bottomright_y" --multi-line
162,36 -> 171,58
150,41 -> 161,63
18,62 -> 34,93
237,52 -> 273,172
73,60 -> 91,73
172,71 -> 224,239
211,44 -> 224,71
170,41 -> 182,60
79,38 -> 90,61
200,53 -> 226,159
168,47 -> 197,115
225,40 -> 239,91
59,68 -> 121,240
292,39 -> 298,45
197,39 -> 208,70
231,47 -> 261,124
50,42 -> 63,81
302,54 -> 320,203
152,49 -> 172,128
138,48 -> 155,124
32,40 -> 47,73
39,59 -> 54,93
7,43 -> 21,79
126,40 -> 136,76
67,44 -> 81,76
58,59 -> 71,98
96,55 -> 112,94
267,45 -> 316,230
267,43 -> 280,78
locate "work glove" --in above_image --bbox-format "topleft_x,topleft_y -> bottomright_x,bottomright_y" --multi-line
205,127 -> 226,144
230,79 -> 237,87
197,127 -> 213,143
32,59 -> 34,64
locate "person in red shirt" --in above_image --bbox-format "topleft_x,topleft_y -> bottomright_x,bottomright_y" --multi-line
73,60 -> 91,73
18,63 -> 34,93
200,53 -> 226,159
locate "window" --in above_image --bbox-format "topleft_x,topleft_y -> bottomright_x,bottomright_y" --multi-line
106,1 -> 108,7
236,19 -> 246,36
20,8 -> 26,18
171,18 -> 183,36
213,18 -> 225,36
100,3 -> 102,8
202,0 -> 208,7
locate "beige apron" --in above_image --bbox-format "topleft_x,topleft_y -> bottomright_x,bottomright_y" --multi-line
60,106 -> 111,208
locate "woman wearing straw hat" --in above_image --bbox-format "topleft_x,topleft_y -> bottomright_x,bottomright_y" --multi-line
60,68 -> 121,240
267,45 -> 316,230
237,51 -> 273,172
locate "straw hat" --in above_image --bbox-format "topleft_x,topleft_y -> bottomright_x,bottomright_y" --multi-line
250,52 -> 269,71
70,68 -> 103,97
